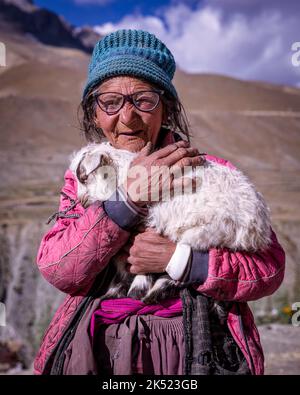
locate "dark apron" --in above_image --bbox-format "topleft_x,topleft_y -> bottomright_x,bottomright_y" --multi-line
181,287 -> 252,375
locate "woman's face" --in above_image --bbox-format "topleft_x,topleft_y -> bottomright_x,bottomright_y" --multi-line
94,76 -> 164,152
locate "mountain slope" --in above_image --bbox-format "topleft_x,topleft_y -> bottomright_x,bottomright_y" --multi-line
0,0 -> 101,52
0,9 -> 299,373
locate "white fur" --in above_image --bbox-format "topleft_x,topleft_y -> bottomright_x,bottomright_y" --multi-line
147,163 -> 271,251
69,143 -> 272,302
70,142 -> 134,204
70,142 -> 272,252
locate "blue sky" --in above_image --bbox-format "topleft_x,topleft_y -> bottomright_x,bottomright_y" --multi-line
33,0 -> 300,87
34,0 -> 201,27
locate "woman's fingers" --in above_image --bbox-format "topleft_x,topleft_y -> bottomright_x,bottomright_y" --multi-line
152,140 -> 189,160
132,140 -> 201,169
170,154 -> 204,172
162,147 -> 201,167
125,139 -> 205,205
136,141 -> 153,158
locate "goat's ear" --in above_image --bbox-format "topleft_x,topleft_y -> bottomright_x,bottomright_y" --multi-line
100,154 -> 113,167
76,154 -> 88,184
78,152 -> 104,180
76,152 -> 113,184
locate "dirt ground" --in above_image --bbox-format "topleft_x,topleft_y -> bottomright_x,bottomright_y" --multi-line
259,324 -> 300,375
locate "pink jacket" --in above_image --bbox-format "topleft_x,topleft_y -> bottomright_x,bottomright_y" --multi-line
33,140 -> 285,375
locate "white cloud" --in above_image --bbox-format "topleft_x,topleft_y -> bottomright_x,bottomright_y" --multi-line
92,2 -> 300,86
94,15 -> 166,37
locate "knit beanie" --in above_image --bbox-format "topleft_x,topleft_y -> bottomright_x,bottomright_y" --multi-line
82,29 -> 178,99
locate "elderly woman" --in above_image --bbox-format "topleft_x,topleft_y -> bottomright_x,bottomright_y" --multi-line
34,29 -> 285,375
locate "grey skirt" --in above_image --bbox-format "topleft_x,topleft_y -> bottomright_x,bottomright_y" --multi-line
93,314 -> 185,375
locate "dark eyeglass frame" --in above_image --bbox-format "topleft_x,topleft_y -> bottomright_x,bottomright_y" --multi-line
93,89 -> 164,115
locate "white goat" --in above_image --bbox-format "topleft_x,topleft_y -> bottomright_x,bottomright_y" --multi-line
70,142 -> 272,304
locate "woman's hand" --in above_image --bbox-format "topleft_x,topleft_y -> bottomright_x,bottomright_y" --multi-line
122,140 -> 204,206
122,227 -> 176,274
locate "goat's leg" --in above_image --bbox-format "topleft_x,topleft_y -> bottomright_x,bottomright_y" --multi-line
142,275 -> 179,304
127,274 -> 154,300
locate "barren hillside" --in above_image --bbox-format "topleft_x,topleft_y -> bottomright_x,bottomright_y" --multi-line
0,18 -> 300,373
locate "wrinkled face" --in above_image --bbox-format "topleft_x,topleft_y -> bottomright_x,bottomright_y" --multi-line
94,76 -> 164,152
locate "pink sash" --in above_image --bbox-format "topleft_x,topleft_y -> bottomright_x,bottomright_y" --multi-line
90,297 -> 182,339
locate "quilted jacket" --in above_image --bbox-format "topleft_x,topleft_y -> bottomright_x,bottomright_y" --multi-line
33,132 -> 285,375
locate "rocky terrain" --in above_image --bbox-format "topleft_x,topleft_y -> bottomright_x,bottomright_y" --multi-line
0,0 -> 300,375
0,0 -> 101,51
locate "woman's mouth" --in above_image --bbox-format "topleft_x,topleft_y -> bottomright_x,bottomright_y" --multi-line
118,130 -> 143,136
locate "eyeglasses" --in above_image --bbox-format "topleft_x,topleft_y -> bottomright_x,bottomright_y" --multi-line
94,90 -> 164,115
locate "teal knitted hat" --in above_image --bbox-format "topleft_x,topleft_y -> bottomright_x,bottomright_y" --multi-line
83,29 -> 177,99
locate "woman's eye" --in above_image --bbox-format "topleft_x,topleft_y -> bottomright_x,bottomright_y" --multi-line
136,97 -> 154,104
104,100 -> 115,106
100,95 -> 121,104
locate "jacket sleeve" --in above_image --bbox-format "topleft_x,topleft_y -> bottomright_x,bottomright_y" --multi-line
188,228 -> 285,302
36,169 -> 143,296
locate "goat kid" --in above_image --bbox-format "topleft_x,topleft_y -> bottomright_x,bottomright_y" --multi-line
70,142 -> 272,304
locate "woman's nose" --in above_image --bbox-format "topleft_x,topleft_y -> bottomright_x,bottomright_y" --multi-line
118,101 -> 139,125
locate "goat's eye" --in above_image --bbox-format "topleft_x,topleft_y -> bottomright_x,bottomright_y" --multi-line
103,173 -> 108,180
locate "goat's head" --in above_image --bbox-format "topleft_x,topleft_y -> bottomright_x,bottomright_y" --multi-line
76,150 -> 118,205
